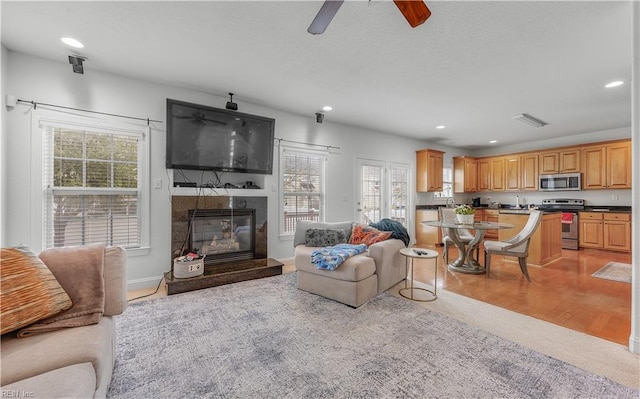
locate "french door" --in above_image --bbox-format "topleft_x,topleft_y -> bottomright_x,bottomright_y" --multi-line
355,159 -> 410,226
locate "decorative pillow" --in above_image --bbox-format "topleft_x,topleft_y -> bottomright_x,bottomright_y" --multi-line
305,229 -> 348,247
349,225 -> 393,246
293,221 -> 354,247
0,246 -> 72,335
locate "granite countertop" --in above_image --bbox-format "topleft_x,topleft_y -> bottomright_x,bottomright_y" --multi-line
416,204 -> 632,212
583,206 -> 632,213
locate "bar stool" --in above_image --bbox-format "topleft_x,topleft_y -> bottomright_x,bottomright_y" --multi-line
398,247 -> 438,301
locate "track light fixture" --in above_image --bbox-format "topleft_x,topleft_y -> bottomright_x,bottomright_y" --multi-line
226,92 -> 238,111
512,113 -> 547,128
315,112 -> 324,123
68,55 -> 87,74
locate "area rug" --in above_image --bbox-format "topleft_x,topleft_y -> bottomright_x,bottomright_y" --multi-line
592,262 -> 632,283
107,273 -> 637,398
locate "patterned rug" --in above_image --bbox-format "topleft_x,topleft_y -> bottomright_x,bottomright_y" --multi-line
592,262 -> 632,283
107,273 -> 637,398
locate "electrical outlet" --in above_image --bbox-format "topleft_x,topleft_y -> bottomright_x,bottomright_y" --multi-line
153,178 -> 162,189
188,264 -> 200,272
612,194 -> 619,201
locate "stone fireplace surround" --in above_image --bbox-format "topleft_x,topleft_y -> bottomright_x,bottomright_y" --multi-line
168,195 -> 281,294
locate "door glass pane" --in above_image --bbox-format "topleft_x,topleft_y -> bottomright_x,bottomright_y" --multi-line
390,167 -> 408,226
361,164 -> 382,224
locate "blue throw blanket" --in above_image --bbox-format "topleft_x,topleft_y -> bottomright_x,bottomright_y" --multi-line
311,244 -> 368,271
369,218 -> 410,247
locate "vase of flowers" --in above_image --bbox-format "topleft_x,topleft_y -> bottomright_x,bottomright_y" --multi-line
455,204 -> 475,225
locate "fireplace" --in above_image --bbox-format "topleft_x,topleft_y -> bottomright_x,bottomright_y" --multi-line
168,195 -> 278,294
188,208 -> 255,263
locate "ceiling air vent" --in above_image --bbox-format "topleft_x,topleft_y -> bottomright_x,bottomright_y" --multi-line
512,113 -> 547,128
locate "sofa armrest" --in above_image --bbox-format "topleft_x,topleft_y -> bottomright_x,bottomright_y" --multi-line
368,239 -> 406,293
39,245 -> 128,316
103,246 -> 128,316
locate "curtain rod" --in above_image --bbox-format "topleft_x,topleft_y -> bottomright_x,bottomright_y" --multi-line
275,137 -> 340,150
16,99 -> 163,126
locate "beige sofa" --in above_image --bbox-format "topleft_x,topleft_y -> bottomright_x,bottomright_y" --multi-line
1,245 -> 128,398
294,221 -> 406,307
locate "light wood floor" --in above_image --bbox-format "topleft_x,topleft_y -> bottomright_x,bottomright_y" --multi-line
128,249 -> 632,345
408,245 -> 632,346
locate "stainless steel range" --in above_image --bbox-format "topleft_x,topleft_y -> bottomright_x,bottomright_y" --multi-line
538,198 -> 585,250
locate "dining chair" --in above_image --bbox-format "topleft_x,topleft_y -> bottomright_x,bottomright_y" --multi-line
483,210 -> 543,282
439,207 -> 478,263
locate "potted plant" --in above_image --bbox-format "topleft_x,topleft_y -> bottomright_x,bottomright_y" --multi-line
455,204 -> 476,225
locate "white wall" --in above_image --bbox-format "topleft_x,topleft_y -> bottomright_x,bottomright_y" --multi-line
3,50 -> 444,289
1,44 -> 7,246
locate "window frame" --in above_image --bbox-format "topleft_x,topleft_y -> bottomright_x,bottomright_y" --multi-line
278,145 -> 327,237
31,109 -> 150,256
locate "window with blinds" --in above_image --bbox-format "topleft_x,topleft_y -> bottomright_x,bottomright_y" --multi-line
42,125 -> 143,249
280,148 -> 326,234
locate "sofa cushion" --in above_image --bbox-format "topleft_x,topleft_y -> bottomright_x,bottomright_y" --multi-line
293,221 -> 353,247
349,224 -> 392,246
0,247 -> 72,335
1,362 -> 96,399
0,316 -> 116,390
295,245 -> 376,282
304,228 -> 348,247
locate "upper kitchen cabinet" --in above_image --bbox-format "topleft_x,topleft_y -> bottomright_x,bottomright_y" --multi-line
539,148 -> 580,174
520,153 -> 539,190
477,158 -> 491,192
490,157 -> 506,191
582,140 -> 631,190
505,156 -> 520,191
416,149 -> 444,192
453,156 -> 477,193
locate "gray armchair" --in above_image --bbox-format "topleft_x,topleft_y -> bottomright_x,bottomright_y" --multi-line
483,210 -> 543,282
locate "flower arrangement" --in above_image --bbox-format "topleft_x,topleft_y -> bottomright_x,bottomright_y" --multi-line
455,204 -> 475,215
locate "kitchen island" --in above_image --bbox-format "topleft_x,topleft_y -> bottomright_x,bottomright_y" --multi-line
498,211 -> 563,267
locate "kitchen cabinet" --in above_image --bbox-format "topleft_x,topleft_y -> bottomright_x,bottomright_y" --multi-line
539,148 -> 580,174
578,212 -> 631,252
477,159 -> 491,192
453,156 -> 477,193
490,157 -> 505,191
415,208 -> 442,248
505,156 -> 520,191
482,209 -> 499,239
520,153 -> 539,191
416,149 -> 444,192
498,212 -> 562,266
582,140 -> 632,189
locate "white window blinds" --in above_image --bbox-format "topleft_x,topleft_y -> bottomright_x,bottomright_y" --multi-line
281,148 -> 326,234
42,125 -> 143,248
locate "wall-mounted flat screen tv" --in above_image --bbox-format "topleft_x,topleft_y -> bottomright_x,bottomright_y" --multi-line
166,99 -> 275,174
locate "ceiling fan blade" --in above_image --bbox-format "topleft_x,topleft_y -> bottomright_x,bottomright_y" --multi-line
393,0 -> 431,28
308,0 -> 344,35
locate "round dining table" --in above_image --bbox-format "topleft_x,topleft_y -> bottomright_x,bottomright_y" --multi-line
422,220 -> 515,274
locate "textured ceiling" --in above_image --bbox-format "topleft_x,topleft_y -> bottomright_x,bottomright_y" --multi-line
1,1 -> 633,149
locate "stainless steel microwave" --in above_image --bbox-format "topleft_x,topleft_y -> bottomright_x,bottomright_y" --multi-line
539,173 -> 581,191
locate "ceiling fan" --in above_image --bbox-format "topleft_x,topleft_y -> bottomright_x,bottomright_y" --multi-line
308,0 -> 431,35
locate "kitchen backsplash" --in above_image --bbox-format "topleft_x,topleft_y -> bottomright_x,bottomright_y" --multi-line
417,189 -> 632,208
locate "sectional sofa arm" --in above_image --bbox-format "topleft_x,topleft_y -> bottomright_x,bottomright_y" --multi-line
39,245 -> 128,316
368,239 -> 406,293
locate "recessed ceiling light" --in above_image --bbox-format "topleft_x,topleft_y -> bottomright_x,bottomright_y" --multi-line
322,105 -> 333,111
61,37 -> 84,48
489,140 -> 497,144
605,80 -> 624,88
436,125 -> 445,129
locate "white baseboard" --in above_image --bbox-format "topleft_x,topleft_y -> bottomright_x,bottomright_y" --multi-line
127,275 -> 165,291
629,334 -> 640,354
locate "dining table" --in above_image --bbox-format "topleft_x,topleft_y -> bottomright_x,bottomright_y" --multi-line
422,220 -> 515,274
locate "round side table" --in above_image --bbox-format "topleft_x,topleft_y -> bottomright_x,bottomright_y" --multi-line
399,247 -> 438,302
